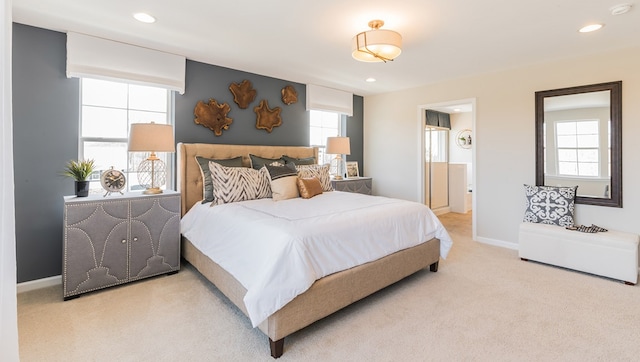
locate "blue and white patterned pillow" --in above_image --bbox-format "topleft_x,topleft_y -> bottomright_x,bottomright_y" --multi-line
523,184 -> 577,227
209,161 -> 271,205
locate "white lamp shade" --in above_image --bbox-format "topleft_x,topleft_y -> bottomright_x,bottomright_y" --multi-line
128,123 -> 175,152
351,29 -> 402,62
326,137 -> 351,155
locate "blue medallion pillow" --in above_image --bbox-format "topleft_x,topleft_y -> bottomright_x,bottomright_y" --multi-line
523,184 -> 578,227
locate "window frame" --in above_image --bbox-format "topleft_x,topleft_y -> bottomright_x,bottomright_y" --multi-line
78,78 -> 175,193
309,110 -> 346,165
554,119 -> 600,178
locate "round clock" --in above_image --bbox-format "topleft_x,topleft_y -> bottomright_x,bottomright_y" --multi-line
100,167 -> 126,196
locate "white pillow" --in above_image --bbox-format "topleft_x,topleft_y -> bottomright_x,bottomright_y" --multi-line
264,164 -> 299,201
209,161 -> 271,205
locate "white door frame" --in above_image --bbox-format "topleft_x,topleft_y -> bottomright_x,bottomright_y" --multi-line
417,98 -> 477,240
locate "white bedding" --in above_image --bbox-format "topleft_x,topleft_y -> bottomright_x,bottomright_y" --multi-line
180,191 -> 453,327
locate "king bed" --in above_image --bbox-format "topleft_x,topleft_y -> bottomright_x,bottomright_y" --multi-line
177,142 -> 452,358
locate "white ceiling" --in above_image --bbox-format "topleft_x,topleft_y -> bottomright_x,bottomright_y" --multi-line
12,0 -> 640,97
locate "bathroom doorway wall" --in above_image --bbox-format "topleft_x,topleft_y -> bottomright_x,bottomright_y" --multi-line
418,98 -> 477,239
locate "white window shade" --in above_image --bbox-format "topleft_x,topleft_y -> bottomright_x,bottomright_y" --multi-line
306,84 -> 353,116
67,32 -> 186,94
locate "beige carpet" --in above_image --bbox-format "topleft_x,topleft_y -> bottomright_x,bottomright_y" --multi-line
18,212 -> 640,361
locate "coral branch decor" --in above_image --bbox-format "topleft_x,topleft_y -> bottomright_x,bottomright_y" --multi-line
229,80 -> 257,109
194,98 -> 233,136
281,85 -> 298,105
254,99 -> 282,133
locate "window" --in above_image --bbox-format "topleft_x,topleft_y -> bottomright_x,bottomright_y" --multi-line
80,78 -> 172,193
555,120 -> 599,177
309,110 -> 344,164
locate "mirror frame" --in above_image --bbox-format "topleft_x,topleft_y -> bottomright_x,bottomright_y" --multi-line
535,81 -> 622,208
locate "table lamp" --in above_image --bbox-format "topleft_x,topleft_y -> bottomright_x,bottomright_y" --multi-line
128,122 -> 175,194
326,136 -> 350,180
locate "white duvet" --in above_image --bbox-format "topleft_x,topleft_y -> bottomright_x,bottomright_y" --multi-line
180,191 -> 453,327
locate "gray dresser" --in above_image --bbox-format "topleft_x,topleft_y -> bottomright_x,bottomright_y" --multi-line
63,191 -> 180,300
331,177 -> 372,195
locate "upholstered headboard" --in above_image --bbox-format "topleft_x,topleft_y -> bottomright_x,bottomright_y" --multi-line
177,143 -> 318,216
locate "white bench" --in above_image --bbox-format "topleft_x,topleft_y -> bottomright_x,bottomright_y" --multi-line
519,222 -> 639,285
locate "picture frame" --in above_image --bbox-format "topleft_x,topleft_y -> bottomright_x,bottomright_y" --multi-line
346,161 -> 359,178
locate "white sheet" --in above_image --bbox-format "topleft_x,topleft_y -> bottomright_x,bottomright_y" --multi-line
180,191 -> 453,327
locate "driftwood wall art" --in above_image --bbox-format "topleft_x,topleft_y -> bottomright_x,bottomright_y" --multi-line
194,99 -> 233,136
254,100 -> 282,133
229,80 -> 257,109
281,85 -> 298,105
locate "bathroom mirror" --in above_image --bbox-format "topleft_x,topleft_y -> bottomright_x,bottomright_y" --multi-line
535,81 -> 622,207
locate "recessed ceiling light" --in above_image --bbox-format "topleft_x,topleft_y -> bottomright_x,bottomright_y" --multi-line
365,77 -> 376,82
579,23 -> 603,33
610,3 -> 632,15
453,108 -> 461,112
133,12 -> 156,24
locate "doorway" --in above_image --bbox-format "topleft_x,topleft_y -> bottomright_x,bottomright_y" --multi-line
418,98 -> 476,239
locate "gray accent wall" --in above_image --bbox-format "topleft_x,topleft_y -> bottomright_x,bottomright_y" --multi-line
347,96 -> 364,175
12,23 -> 80,283
176,60 -> 310,146
12,23 -> 364,283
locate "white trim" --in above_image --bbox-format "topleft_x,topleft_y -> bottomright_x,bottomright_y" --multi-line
431,206 -> 451,216
476,236 -> 519,250
17,275 -> 62,294
417,98 -> 477,240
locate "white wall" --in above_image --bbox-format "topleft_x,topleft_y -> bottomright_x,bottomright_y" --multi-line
364,46 -> 640,246
449,112 -> 473,164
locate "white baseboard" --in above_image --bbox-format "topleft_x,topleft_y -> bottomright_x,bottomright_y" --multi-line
476,236 -> 519,250
432,206 -> 451,216
17,275 -> 62,294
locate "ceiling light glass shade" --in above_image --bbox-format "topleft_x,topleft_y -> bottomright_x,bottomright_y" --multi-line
133,12 -> 156,23
579,24 -> 603,33
352,20 -> 402,62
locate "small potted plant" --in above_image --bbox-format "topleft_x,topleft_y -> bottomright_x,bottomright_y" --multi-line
62,159 -> 96,197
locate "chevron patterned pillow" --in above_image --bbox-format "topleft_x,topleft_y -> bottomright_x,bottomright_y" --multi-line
209,161 -> 272,205
295,164 -> 333,192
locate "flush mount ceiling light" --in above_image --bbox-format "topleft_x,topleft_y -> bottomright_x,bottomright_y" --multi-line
352,20 -> 402,63
579,23 -> 604,33
133,12 -> 156,23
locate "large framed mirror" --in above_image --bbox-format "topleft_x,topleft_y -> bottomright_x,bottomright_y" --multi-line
535,81 -> 622,207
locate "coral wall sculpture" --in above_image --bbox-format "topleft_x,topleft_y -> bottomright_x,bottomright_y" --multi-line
281,85 -> 298,105
229,80 -> 257,109
194,98 -> 233,136
254,99 -> 282,133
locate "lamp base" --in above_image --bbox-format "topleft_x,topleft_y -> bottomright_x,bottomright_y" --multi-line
330,156 -> 347,180
143,187 -> 163,195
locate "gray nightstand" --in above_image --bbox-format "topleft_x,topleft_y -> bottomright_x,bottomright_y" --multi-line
331,177 -> 372,195
63,191 -> 180,300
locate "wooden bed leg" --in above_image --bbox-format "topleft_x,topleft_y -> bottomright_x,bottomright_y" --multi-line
429,261 -> 439,272
520,258 -> 529,261
270,338 -> 284,358
624,281 -> 635,286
